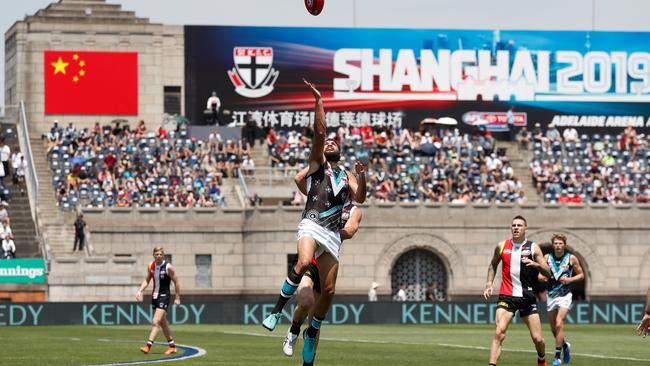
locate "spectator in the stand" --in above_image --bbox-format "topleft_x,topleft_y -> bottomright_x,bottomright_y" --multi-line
135,120 -> 147,139
241,154 -> 255,176
1,219 -> 14,259
206,91 -> 221,124
11,152 -> 22,184
249,193 -> 263,207
0,202 -> 7,223
15,155 -> 27,195
425,281 -> 446,302
562,127 -> 580,143
73,213 -> 87,252
0,139 -> 10,184
516,127 -> 531,150
546,124 -> 562,143
290,191 -> 302,206
266,128 -> 277,154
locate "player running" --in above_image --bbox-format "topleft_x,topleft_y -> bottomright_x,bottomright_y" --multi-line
538,234 -> 584,365
135,246 -> 181,355
262,79 -> 366,366
484,216 -> 551,366
637,287 -> 650,337
282,167 -> 363,360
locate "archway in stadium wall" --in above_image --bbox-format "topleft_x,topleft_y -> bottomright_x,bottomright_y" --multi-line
374,233 -> 458,296
528,229 -> 600,300
390,248 -> 449,301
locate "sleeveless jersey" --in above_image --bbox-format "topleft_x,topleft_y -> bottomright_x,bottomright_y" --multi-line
547,252 -> 573,298
499,239 -> 538,297
149,260 -> 171,300
302,162 -> 350,232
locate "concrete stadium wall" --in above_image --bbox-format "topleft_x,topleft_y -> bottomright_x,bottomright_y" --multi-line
47,203 -> 650,301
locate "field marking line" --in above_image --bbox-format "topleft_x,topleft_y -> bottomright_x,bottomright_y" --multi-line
221,330 -> 650,363
83,341 -> 206,366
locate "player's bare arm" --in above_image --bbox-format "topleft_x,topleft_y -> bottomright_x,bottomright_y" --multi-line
295,166 -> 309,195
538,254 -> 550,282
347,161 -> 367,204
168,264 -> 181,306
340,208 -> 363,240
135,269 -> 152,301
304,78 -> 325,174
484,244 -> 501,299
560,255 -> 584,285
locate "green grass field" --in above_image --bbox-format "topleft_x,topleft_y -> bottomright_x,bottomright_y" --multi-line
1,324 -> 649,365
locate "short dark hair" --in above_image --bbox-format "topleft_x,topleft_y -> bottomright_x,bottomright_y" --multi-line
512,215 -> 527,226
551,233 -> 567,245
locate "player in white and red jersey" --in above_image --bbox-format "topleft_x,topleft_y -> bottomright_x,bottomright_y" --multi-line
483,216 -> 551,366
135,246 -> 181,355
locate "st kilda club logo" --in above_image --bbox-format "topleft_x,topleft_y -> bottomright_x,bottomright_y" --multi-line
228,47 -> 279,98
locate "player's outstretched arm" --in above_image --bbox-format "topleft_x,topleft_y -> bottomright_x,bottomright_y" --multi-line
484,244 -> 501,299
304,78 -> 325,172
168,264 -> 181,306
135,269 -> 152,302
294,166 -> 310,195
340,208 -> 363,241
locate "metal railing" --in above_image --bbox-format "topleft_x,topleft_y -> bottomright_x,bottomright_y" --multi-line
17,100 -> 49,267
241,166 -> 296,188
237,168 -> 251,207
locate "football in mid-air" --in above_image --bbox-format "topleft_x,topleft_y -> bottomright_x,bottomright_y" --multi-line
305,0 -> 325,15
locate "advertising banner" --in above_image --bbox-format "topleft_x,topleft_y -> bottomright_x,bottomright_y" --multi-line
185,26 -> 650,133
2,301 -> 643,326
0,259 -> 46,284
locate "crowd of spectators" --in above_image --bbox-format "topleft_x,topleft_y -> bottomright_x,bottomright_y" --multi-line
46,121 -> 257,209
266,125 -> 527,204
530,125 -> 650,204
0,202 -> 15,259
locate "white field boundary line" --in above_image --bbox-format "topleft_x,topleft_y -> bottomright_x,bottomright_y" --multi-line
84,341 -> 207,366
222,330 -> 650,363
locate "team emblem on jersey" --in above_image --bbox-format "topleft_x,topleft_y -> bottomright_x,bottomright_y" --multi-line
228,47 -> 279,98
306,210 -> 319,220
503,249 -> 512,254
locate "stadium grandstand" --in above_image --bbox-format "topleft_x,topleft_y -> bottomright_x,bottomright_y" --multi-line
2,0 -> 650,365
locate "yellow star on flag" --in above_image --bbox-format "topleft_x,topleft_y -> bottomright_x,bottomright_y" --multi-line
51,57 -> 69,75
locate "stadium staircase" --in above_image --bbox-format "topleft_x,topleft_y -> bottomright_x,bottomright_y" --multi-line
1,124 -> 40,258
496,141 -> 539,204
30,137 -> 77,256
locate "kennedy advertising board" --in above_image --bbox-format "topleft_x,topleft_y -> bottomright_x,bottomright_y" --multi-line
1,301 -> 644,326
185,26 -> 650,133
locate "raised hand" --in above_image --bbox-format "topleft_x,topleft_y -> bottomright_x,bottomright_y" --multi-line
354,160 -> 366,175
303,78 -> 321,100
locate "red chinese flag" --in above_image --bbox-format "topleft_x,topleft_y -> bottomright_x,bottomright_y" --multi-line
44,50 -> 138,115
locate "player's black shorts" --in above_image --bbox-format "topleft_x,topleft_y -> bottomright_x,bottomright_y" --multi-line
152,294 -> 170,310
497,292 -> 538,317
303,262 -> 321,294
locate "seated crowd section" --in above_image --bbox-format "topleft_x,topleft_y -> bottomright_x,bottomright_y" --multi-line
46,120 -> 650,208
46,121 -> 256,209
266,125 -> 527,204
528,125 -> 650,204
